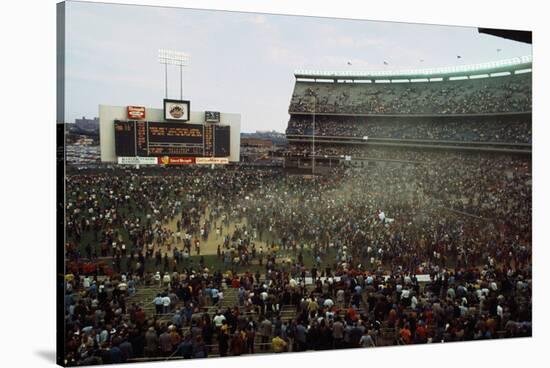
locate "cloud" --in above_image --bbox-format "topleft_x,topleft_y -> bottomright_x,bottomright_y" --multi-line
265,45 -> 307,67
251,15 -> 267,25
326,35 -> 385,49
65,68 -> 159,90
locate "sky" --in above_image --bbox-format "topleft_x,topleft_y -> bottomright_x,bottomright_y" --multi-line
64,1 -> 532,132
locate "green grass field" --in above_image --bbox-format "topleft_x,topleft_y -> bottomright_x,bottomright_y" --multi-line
70,246 -> 339,276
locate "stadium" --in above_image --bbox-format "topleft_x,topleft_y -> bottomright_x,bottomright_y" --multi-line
61,32 -> 532,367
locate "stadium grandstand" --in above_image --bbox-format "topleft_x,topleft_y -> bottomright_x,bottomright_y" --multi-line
285,56 -> 532,170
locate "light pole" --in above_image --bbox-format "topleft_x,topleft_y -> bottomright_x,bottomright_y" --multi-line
311,95 -> 316,176
158,49 -> 189,99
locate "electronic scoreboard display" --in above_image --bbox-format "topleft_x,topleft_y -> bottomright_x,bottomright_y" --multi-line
114,120 -> 230,157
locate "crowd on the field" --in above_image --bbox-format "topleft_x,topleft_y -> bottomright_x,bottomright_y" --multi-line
285,116 -> 531,144
289,73 -> 531,115
65,168 -> 275,271
63,156 -> 531,364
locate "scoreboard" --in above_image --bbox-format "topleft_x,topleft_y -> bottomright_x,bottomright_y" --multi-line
114,120 -> 230,157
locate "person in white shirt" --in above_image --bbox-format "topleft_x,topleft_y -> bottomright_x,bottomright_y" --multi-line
324,298 -> 334,308
497,304 -> 504,318
411,294 -> 418,309
117,281 -> 128,295
213,312 -> 226,329
163,273 -> 171,288
154,271 -> 161,287
153,294 -> 163,314
211,288 -> 220,304
162,294 -> 171,314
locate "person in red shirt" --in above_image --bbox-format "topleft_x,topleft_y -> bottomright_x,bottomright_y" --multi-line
347,307 -> 358,322
134,306 -> 146,327
230,330 -> 245,356
425,309 -> 434,326
415,321 -> 427,343
399,324 -> 412,344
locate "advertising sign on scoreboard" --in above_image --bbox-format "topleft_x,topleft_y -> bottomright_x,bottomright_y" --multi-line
163,99 -> 190,121
157,156 -> 195,165
195,157 -> 229,165
205,111 -> 220,123
127,106 -> 146,119
117,156 -> 157,165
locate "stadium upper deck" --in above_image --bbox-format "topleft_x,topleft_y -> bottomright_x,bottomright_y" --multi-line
285,56 -> 532,161
289,56 -> 532,116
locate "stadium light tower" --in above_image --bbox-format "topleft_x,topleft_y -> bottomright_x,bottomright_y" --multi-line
158,49 -> 189,99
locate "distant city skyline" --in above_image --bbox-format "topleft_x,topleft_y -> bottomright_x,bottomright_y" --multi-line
65,1 -> 532,132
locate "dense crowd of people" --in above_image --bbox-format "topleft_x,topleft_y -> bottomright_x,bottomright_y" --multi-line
286,116 -> 531,144
65,167 -> 274,270
285,142 -> 531,160
63,155 -> 532,364
62,68 -> 532,365
289,73 -> 531,115
64,260 -> 531,364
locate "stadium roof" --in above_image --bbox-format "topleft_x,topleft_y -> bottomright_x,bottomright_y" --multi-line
294,55 -> 532,82
478,28 -> 532,44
